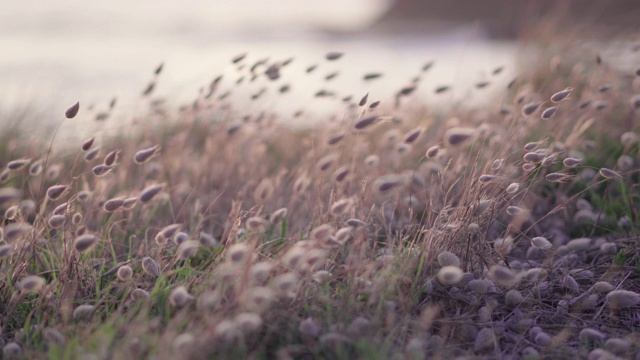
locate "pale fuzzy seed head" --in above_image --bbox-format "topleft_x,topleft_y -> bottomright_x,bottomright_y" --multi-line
506,206 -> 523,215
85,147 -> 101,162
332,166 -> 351,183
160,224 -> 181,239
270,208 -> 288,224
4,223 -> 33,241
541,106 -> 557,119
531,236 -> 552,250
3,342 -> 22,357
467,279 -> 490,294
177,240 -> 200,259
249,261 -> 274,284
293,175 -> 310,194
73,304 -> 96,321
227,243 -> 250,264
0,244 -> 12,257
117,265 -> 133,281
373,174 -> 405,194
593,281 -> 615,293
444,127 -> 475,146
491,158 -> 504,170
132,288 -> 150,300
299,317 -> 321,338
437,251 -> 460,267
478,174 -> 497,183
364,154 -> 380,166
272,272 -> 299,298
522,163 -> 537,172
77,190 -> 92,202
311,224 -> 334,242
197,290 -> 222,311
18,275 -> 46,293
620,131 -> 637,146
489,265 -> 518,287
473,328 -> 496,352
302,249 -> 327,272
198,232 -> 218,247
436,266 -> 463,285
523,152 -> 545,164
28,159 -> 43,176
354,115 -> 378,130
563,275 -> 580,293
254,178 -> 275,203
505,182 -> 519,194
606,290 -> 640,309
103,198 -> 125,212
121,197 -> 138,210
43,327 -> 65,346
246,216 -> 269,232
243,286 -> 275,313
334,227 -> 353,244
599,167 -> 622,180
139,183 -> 165,202
505,289 -> 523,306
541,153 -> 557,167
91,164 -> 111,177
5,205 -> 19,220
234,312 -> 263,334
403,127 -> 424,144
617,155 -> 634,171
46,184 -> 68,200
282,245 -> 306,269
142,257 -> 160,277
74,234 -> 97,253
330,198 -> 353,216
173,232 -> 188,245
214,320 -> 240,343
172,333 -> 195,354
155,232 -> 168,245
551,88 -> 572,103
545,172 -> 572,183
312,270 -> 332,284
426,145 -> 440,158
563,157 -> 582,167
0,187 -> 22,205
169,286 -> 194,308
7,158 -> 31,171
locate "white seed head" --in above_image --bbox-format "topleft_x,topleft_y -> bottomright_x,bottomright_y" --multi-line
169,286 -> 194,308
437,251 -> 460,267
606,290 -> 640,309
18,275 -> 46,293
531,236 -> 552,250
436,266 -> 463,285
117,265 -> 133,281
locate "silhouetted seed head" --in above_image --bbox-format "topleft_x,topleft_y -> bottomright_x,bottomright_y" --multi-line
551,88 -> 572,102
562,157 -> 582,167
354,115 -> 379,130
18,275 -> 46,293
330,198 -> 352,216
327,134 -> 345,146
134,145 -> 160,164
437,266 -> 463,285
507,77 -> 517,89
53,202 -> 69,216
545,172 -> 572,183
599,168 -> 622,180
334,226 -> 353,244
232,52 -> 247,64
325,51 -> 343,60
0,244 -> 11,257
70,212 -> 82,225
598,84 -> 612,93
444,127 -> 475,146
434,85 -> 450,94
246,217 -> 269,232
522,163 -> 536,172
7,159 -> 30,171
333,166 -> 350,183
177,240 -> 200,259
46,184 -> 67,200
364,155 -> 380,166
0,169 -> 10,183
305,64 -> 317,73
317,154 -> 337,172
4,223 -> 32,241
342,95 -> 353,102
173,232 -> 188,245
523,141 -> 543,151
594,100 -> 609,110
475,81 -> 490,89
531,236 -> 552,250
28,159 -> 43,176
478,175 -> 497,184
141,82 -> 155,96
399,86 -> 416,97
116,265 -> 133,281
606,290 -> 640,309
158,224 -> 181,240
521,101 -> 542,116
523,152 -> 545,164
617,154 -> 633,171
139,183 -> 165,202
103,150 -> 119,166
345,219 -> 365,228
324,72 -> 339,81
358,92 -> 369,106
254,178 -> 275,202
90,164 -> 111,177
268,208 -> 287,224
541,106 -> 557,119
103,197 -> 124,212
437,251 -> 461,267
369,100 -> 381,109
142,257 -> 160,277
265,64 -> 280,80
84,147 -> 101,162
311,224 -> 334,242
72,304 -> 95,321
122,197 -> 137,210
578,99 -> 591,109
403,127 -> 423,143
169,286 -> 194,308
65,101 -> 80,119
426,145 -> 440,158
621,131 -> 638,146
74,234 -> 96,253
47,214 -> 66,229
172,333 -> 195,354
363,73 -> 382,81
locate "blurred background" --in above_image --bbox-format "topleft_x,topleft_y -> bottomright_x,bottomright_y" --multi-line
1,0 -> 639,129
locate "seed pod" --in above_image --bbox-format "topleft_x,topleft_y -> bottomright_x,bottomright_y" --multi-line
65,101 -> 80,119
142,257 -> 160,277
28,159 -> 43,176
103,197 -> 124,212
541,106 -> 557,119
358,92 -> 369,106
478,175 -> 497,183
325,51 -> 343,61
177,240 -> 200,259
270,208 -> 287,224
18,275 -> 46,293
426,145 -> 440,158
327,134 -> 345,145
403,127 -> 423,144
599,168 -> 622,179
139,183 -> 165,202
103,150 -> 119,166
169,286 -> 194,308
505,183 -> 519,194
4,223 -> 32,241
46,185 -> 67,200
133,145 -> 160,164
354,116 -> 378,130
117,265 -> 133,281
437,266 -> 463,285
73,304 -> 96,321
444,127 -> 475,146
48,214 -> 66,228
437,251 -> 460,267
521,101 -> 542,116
531,236 -> 552,250
550,88 -> 572,102
562,157 -> 582,167
74,234 -> 97,253
81,137 -> 95,151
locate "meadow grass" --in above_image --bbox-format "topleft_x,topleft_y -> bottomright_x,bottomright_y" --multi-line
1,28 -> 640,360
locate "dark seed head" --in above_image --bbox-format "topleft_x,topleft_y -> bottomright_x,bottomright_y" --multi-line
65,102 -> 80,119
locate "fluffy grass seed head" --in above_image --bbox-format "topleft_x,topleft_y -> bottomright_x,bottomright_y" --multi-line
270,207 -> 287,224
18,275 -> 46,293
606,290 -> 640,309
177,240 -> 200,259
444,127 -> 475,146
133,145 -> 160,164
4,223 -> 33,241
531,236 -> 552,250
169,286 -> 194,308
73,304 -> 96,321
272,272 -> 299,298
436,266 -> 464,285
254,178 -> 275,202
551,88 -> 572,102
142,257 -> 160,277
73,234 -> 97,253
47,214 -> 66,228
599,168 -> 622,180
117,265 -> 133,281
46,184 -> 68,201
227,243 -> 250,264
139,183 -> 165,202
437,251 -> 461,267
65,101 -> 80,118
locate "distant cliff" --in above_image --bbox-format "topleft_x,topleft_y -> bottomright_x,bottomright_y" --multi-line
370,0 -> 640,38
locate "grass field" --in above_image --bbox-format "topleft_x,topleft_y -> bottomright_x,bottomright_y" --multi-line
1,26 -> 640,360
